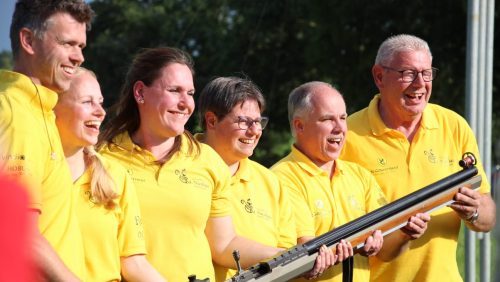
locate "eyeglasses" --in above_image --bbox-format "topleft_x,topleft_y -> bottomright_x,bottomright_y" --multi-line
235,116 -> 269,130
381,65 -> 438,83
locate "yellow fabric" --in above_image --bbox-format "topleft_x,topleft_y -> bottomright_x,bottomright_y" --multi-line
341,94 -> 491,282
99,132 -> 231,282
74,153 -> 146,281
213,157 -> 297,281
271,146 -> 387,282
0,70 -> 85,279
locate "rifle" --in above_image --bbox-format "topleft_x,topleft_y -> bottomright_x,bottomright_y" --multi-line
226,154 -> 482,282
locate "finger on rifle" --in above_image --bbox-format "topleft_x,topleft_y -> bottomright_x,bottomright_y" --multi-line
321,245 -> 334,267
363,235 -> 374,254
373,230 -> 383,253
416,212 -> 431,222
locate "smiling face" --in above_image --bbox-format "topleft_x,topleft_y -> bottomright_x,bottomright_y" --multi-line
373,50 -> 433,123
30,12 -> 87,93
210,100 -> 263,165
137,63 -> 195,139
54,71 -> 105,152
294,86 -> 347,167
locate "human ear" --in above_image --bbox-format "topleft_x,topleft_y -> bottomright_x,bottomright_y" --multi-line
133,81 -> 145,104
293,118 -> 304,134
205,112 -> 217,129
372,65 -> 385,89
19,28 -> 36,55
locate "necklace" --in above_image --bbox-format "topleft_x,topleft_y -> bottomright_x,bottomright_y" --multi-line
30,79 -> 57,160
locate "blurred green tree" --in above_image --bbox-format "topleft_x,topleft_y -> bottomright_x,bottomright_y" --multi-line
85,0 -> 498,166
0,51 -> 13,70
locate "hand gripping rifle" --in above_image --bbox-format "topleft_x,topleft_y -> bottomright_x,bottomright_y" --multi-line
226,153 -> 482,282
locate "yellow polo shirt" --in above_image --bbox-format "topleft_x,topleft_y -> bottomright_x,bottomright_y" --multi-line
99,132 -> 231,282
271,146 -> 387,282
341,94 -> 490,282
0,70 -> 85,278
74,153 -> 146,281
214,157 -> 297,281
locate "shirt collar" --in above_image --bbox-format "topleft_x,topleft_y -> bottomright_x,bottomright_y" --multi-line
289,145 -> 344,177
233,158 -> 251,183
367,94 -> 439,136
0,70 -> 59,111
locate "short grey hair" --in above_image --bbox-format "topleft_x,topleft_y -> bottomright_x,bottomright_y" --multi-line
287,81 -> 339,136
375,34 -> 432,66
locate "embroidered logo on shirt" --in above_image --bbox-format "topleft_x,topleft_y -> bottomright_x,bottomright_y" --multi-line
126,168 -> 146,182
1,154 -> 25,161
315,199 -> 324,209
348,195 -> 364,212
371,157 -> 398,175
424,149 -> 454,166
1,154 -> 29,177
241,198 -> 255,213
84,190 -> 98,206
175,169 -> 191,184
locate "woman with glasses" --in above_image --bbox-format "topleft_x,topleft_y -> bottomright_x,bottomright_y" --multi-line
197,76 -> 346,281
98,48 -> 284,282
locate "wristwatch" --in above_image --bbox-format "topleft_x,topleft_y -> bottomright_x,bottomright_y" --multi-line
467,209 -> 479,224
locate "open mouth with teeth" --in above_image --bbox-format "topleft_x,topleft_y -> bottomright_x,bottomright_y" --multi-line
62,66 -> 75,75
239,139 -> 256,145
405,93 -> 425,100
84,121 -> 101,130
327,137 -> 343,144
170,111 -> 189,118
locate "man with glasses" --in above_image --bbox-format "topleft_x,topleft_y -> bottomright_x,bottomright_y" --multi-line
341,34 -> 496,281
271,81 -> 429,282
197,76 -> 341,281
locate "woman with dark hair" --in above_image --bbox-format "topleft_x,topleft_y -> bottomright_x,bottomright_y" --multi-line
99,47 -> 282,281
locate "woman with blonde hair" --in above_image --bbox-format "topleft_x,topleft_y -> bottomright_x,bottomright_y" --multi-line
54,67 -> 165,281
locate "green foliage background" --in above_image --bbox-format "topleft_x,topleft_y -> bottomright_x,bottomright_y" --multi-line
82,0 -> 499,167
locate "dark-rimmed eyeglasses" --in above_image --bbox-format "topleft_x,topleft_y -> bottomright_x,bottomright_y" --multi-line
381,65 -> 438,83
235,116 -> 269,130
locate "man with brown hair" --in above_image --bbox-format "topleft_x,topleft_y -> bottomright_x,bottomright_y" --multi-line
0,1 -> 94,280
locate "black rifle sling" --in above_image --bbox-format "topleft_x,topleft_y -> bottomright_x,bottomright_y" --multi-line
342,256 -> 354,282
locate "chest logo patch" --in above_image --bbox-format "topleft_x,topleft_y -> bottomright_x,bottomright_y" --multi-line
175,169 -> 191,184
240,198 -> 254,213
424,149 -> 454,166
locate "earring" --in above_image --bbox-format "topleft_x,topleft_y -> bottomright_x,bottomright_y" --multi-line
137,97 -> 144,104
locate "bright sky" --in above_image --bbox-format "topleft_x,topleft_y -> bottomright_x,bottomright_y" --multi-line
0,0 -> 16,52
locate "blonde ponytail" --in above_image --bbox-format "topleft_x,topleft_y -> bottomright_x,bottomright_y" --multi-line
84,146 -> 119,209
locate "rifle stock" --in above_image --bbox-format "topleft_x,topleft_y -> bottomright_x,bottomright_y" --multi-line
226,165 -> 481,282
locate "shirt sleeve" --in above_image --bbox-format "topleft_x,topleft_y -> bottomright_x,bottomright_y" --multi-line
117,170 -> 147,257
276,181 -> 298,248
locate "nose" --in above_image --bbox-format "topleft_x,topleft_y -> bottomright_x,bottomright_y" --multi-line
412,72 -> 426,87
246,121 -> 264,135
94,104 -> 106,119
331,118 -> 347,132
178,92 -> 194,108
70,47 -> 85,66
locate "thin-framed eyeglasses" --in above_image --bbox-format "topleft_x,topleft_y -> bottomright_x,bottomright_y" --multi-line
235,116 -> 269,130
381,65 -> 438,83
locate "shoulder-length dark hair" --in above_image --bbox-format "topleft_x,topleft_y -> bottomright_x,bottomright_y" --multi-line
99,47 -> 199,160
